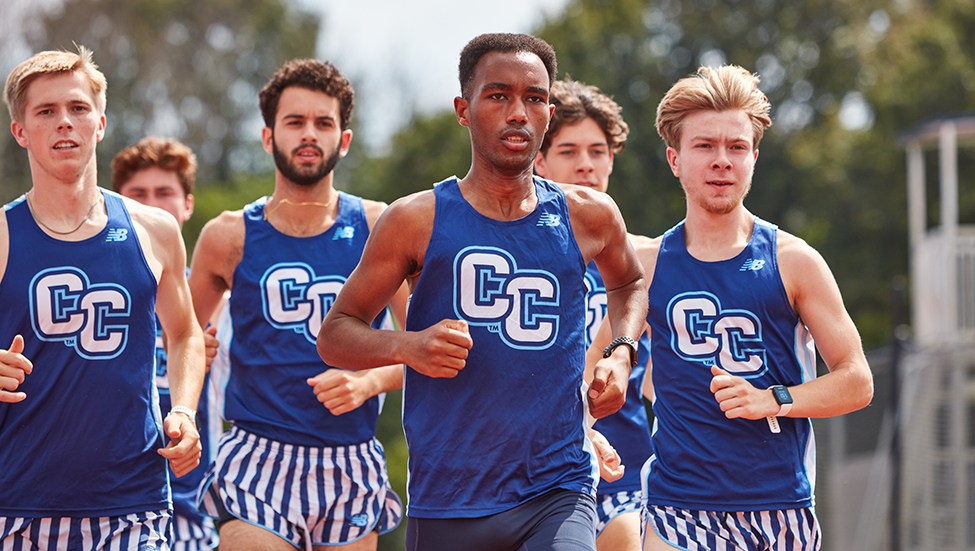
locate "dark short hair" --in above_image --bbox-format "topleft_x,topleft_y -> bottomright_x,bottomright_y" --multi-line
111,136 -> 197,196
540,77 -> 629,156
259,58 -> 354,130
458,33 -> 557,100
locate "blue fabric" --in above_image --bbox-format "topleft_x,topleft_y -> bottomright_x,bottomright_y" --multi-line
406,489 -> 596,551
403,177 -> 596,519
644,218 -> 817,511
226,193 -> 383,446
0,190 -> 167,517
586,262 -> 654,495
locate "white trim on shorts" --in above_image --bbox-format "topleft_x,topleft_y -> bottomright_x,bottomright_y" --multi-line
0,510 -> 171,551
595,490 -> 642,536
641,504 -> 821,551
198,425 -> 403,550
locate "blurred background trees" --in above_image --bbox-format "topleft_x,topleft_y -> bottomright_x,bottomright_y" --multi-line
0,0 -> 317,199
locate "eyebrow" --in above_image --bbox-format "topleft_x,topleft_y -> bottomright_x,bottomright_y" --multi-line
483,82 -> 512,92
32,98 -> 91,110
555,140 -> 608,148
281,113 -> 336,122
688,134 -> 750,143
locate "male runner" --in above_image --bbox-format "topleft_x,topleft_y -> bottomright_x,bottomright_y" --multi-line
112,136 -> 221,551
534,77 -> 653,551
318,33 -> 647,551
188,58 -> 405,551
593,65 -> 873,551
0,47 -> 204,550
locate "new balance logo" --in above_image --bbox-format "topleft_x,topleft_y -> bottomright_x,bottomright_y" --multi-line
536,213 -> 561,227
106,228 -> 128,242
333,226 -> 355,240
739,258 -> 765,272
349,514 -> 369,527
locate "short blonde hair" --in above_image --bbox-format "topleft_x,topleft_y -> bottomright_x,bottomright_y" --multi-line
656,65 -> 771,150
4,45 -> 107,122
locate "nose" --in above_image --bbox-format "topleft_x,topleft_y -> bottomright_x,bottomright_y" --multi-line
507,98 -> 528,125
56,108 -> 73,132
576,151 -> 595,174
300,121 -> 318,143
712,148 -> 732,170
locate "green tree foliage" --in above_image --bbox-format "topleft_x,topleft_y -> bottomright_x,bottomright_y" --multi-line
344,1 -> 975,350
0,0 -> 318,202
533,0 -> 902,348
341,110 -> 473,204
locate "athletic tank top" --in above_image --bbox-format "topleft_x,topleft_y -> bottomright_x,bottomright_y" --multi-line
586,262 -> 654,495
227,193 -> 383,446
404,177 -> 597,518
645,218 -> 817,510
154,269 -> 216,523
0,189 -> 167,517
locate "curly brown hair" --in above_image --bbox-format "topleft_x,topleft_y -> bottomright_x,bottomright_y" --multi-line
111,136 -> 197,196
259,58 -> 354,130
656,65 -> 772,150
539,77 -> 629,156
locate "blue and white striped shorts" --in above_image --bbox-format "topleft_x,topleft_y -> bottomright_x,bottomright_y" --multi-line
0,510 -> 171,550
170,514 -> 217,551
199,426 -> 403,549
642,504 -> 821,551
595,490 -> 642,536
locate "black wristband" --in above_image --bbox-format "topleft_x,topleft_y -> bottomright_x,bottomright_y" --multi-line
602,335 -> 638,367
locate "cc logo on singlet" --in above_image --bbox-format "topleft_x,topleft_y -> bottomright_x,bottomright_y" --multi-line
584,272 -> 607,348
262,262 -> 344,344
453,247 -> 560,351
668,291 -> 767,378
30,267 -> 131,360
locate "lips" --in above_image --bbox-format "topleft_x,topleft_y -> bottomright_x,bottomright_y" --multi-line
294,147 -> 322,162
501,129 -> 531,151
52,141 -> 78,150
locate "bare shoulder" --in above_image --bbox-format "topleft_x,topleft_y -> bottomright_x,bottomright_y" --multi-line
559,183 -> 623,237
776,229 -> 829,273
123,195 -> 180,234
775,228 -> 837,304
196,208 -> 245,248
360,197 -> 390,230
630,233 -> 663,282
377,188 -> 437,230
559,183 -> 617,217
122,195 -> 183,251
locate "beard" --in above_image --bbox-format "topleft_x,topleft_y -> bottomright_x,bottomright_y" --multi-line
272,136 -> 342,187
684,178 -> 752,215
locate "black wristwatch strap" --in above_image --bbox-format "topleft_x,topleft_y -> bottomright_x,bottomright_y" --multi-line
602,335 -> 639,367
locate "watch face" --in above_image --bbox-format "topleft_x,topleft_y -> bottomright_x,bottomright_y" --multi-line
772,385 -> 793,405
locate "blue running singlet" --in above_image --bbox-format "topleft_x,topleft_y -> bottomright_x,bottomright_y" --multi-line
0,189 -> 167,517
225,193 -> 385,447
403,177 -> 598,519
644,218 -> 817,511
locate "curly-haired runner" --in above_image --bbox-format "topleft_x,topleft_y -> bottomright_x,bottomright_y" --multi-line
534,77 -> 652,551
189,58 -> 406,551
